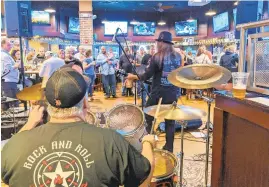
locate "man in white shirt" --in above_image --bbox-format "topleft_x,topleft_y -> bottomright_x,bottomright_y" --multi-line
1,39 -> 20,108
39,51 -> 65,88
74,46 -> 86,62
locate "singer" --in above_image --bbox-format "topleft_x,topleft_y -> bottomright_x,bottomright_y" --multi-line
127,31 -> 182,153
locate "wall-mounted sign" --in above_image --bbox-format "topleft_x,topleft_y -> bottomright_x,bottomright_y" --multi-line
79,11 -> 93,46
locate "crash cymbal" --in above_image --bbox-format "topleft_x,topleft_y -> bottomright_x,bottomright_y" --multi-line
168,64 -> 232,89
16,83 -> 44,101
144,102 -> 206,121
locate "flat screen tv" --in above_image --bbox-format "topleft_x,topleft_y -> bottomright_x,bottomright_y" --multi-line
104,21 -> 128,35
31,11 -> 50,25
213,12 -> 229,33
68,17 -> 80,34
175,20 -> 198,36
133,22 -> 156,36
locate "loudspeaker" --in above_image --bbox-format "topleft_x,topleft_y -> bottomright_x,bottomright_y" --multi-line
4,1 -> 32,37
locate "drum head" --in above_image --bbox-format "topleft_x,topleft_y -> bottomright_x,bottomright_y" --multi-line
106,104 -> 144,136
153,149 -> 177,180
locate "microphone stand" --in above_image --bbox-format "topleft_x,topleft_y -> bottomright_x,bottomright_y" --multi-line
114,31 -> 151,110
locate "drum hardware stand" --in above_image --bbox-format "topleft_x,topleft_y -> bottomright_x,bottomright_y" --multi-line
175,120 -> 187,187
113,28 -> 151,108
195,91 -> 214,187
150,98 -> 162,134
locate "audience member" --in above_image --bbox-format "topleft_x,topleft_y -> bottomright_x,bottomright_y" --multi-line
33,47 -> 46,65
96,46 -> 117,98
74,46 -> 86,61
194,47 -> 212,64
83,49 -> 96,101
1,39 -> 20,108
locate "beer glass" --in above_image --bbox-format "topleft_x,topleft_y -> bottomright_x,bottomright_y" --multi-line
232,72 -> 249,99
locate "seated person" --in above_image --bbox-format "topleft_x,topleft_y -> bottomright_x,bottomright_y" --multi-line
1,68 -> 155,187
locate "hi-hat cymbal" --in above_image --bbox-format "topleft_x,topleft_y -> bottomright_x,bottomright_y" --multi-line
168,64 -> 232,89
16,83 -> 44,101
144,102 -> 206,121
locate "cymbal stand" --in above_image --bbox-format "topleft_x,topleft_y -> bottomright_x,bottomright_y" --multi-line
176,120 -> 187,187
198,93 -> 214,187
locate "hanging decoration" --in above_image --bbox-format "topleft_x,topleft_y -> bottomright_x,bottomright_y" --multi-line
31,36 -> 80,45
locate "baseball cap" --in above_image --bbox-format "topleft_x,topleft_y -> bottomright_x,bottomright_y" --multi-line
45,67 -> 87,108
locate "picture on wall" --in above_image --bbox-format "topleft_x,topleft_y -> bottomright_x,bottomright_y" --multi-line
68,17 -> 80,34
133,22 -> 156,36
213,11 -> 229,33
31,11 -> 50,25
175,20 -> 198,36
104,21 -> 128,35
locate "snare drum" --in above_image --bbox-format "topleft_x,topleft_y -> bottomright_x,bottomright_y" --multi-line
85,110 -> 97,126
151,149 -> 178,187
106,104 -> 146,152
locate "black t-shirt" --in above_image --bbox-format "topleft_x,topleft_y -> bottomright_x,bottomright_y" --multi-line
119,54 -> 134,73
139,52 -> 181,95
141,54 -> 152,66
1,122 -> 150,187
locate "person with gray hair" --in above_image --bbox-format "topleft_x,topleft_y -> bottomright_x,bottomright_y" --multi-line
74,45 -> 86,61
39,51 -> 65,88
1,68 -> 156,187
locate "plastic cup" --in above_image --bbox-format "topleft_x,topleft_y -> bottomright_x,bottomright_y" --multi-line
232,72 -> 249,99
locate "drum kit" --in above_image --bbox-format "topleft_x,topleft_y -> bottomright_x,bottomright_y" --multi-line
15,64 -> 231,187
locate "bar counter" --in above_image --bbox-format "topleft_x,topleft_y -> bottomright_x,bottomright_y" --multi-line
211,91 -> 269,187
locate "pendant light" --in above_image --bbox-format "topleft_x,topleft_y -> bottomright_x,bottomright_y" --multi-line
205,3 -> 216,16
187,11 -> 195,22
158,14 -> 166,26
45,1 -> 55,13
102,9 -> 108,24
130,9 -> 139,25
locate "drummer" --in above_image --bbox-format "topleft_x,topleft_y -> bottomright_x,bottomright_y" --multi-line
127,31 -> 181,153
2,68 -> 156,187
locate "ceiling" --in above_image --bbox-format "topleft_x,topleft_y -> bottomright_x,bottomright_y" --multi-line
92,1 -> 235,13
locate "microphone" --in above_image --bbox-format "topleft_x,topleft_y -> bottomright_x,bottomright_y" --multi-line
112,27 -> 120,42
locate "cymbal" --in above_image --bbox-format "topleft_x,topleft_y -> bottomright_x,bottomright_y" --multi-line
168,64 -> 232,89
16,83 -> 44,101
144,102 -> 206,121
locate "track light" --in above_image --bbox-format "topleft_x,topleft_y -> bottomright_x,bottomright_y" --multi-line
158,20 -> 166,25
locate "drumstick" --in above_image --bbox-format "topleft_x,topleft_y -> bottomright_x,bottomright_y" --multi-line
150,98 -> 162,134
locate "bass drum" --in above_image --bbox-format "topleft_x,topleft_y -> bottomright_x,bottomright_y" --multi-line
106,104 -> 147,152
150,149 -> 178,187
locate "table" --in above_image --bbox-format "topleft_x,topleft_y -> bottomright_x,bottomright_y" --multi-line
212,92 -> 269,187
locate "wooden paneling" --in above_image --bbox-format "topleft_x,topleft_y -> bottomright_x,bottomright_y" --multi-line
212,94 -> 269,187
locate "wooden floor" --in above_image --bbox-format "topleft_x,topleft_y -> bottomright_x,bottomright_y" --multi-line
89,84 -> 215,186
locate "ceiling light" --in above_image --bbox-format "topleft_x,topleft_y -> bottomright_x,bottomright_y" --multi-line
130,19 -> 139,25
44,7 -> 56,13
187,17 -> 195,22
205,9 -> 216,16
158,20 -> 166,25
234,1 -> 239,6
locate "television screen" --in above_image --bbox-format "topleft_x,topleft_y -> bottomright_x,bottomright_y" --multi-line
133,22 -> 156,36
68,17 -> 80,34
31,11 -> 50,25
175,20 -> 198,36
213,12 -> 229,33
104,21 -> 128,35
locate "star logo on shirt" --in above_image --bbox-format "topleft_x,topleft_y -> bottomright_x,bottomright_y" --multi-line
43,161 -> 74,187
